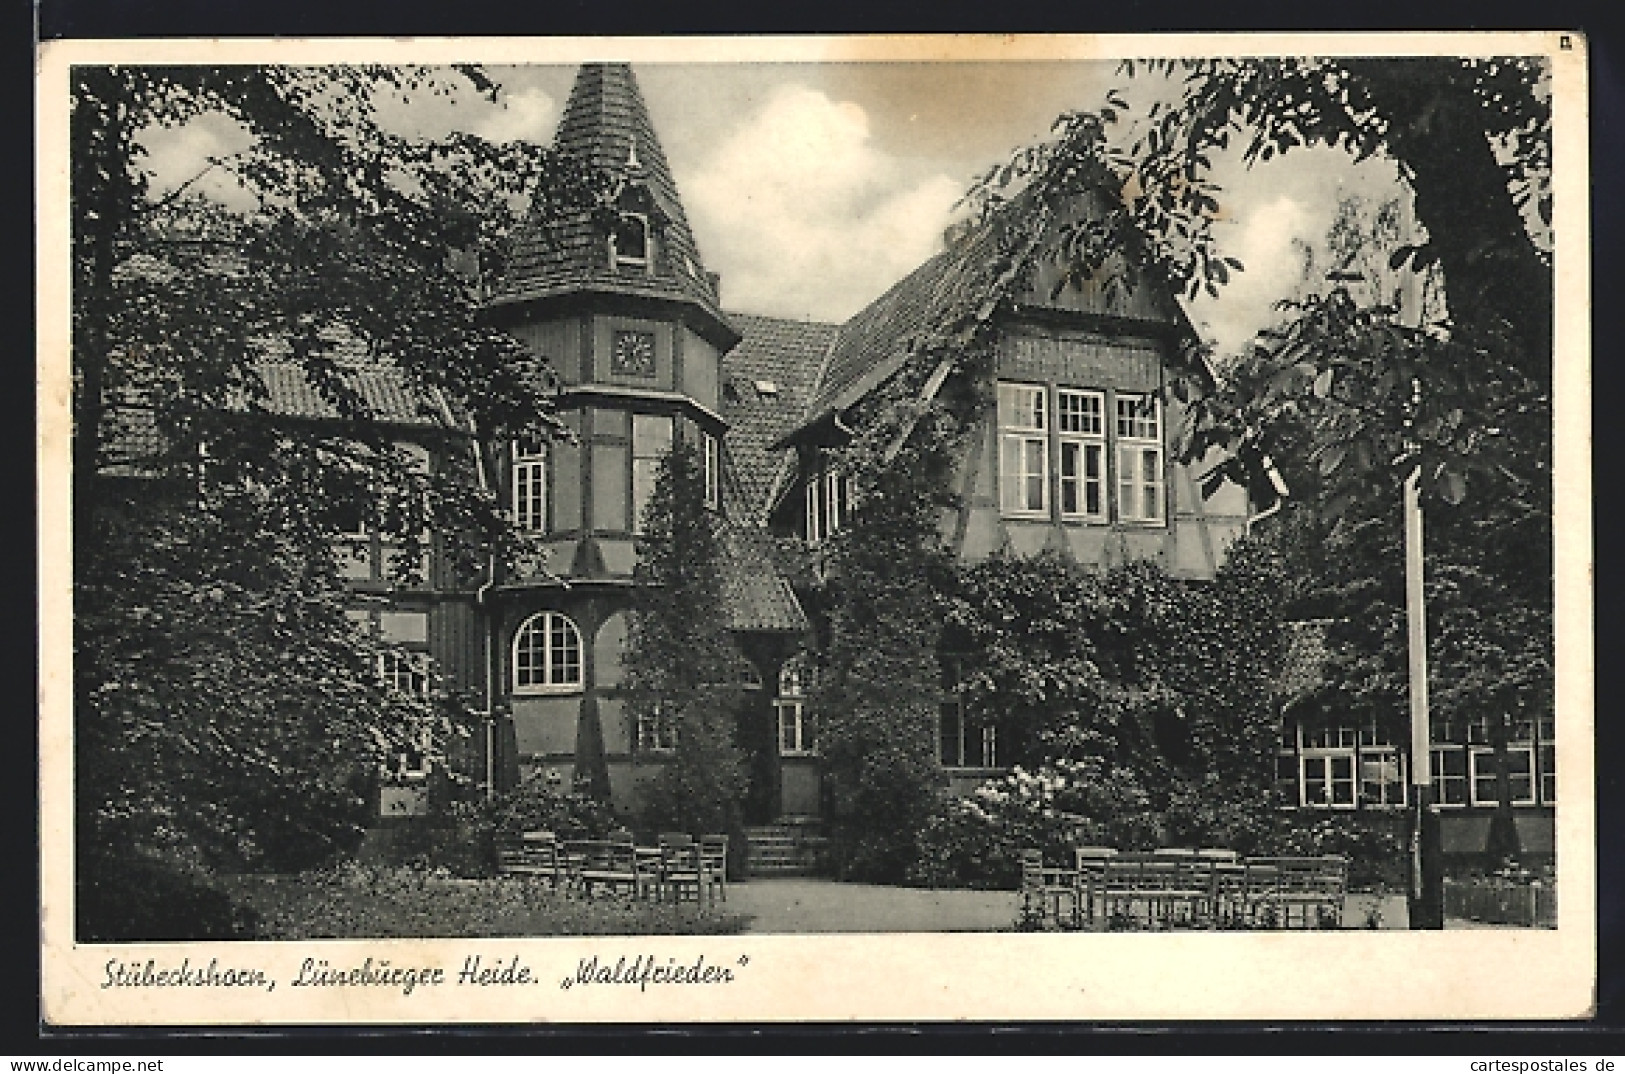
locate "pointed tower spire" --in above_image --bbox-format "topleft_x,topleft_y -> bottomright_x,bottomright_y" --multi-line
490,63 -> 733,345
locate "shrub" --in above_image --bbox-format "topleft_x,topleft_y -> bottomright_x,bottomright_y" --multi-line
484,771 -> 618,840
1264,811 -> 1408,890
910,761 -> 1280,889
77,847 -> 259,941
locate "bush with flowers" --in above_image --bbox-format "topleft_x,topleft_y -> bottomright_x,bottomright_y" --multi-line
911,759 -> 1170,888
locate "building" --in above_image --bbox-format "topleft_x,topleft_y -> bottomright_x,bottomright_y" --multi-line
454,61 -> 1266,824
96,61 -> 1554,863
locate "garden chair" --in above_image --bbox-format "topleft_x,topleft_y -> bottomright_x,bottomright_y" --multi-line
658,833 -> 704,904
574,834 -> 644,899
1271,855 -> 1347,928
1099,855 -> 1150,929
700,834 -> 729,904
1134,855 -> 1186,928
1019,850 -> 1081,929
1072,846 -> 1116,927
496,830 -> 565,890
1239,858 -> 1284,927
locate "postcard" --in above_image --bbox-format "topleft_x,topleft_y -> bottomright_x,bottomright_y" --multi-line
37,32 -> 1594,1025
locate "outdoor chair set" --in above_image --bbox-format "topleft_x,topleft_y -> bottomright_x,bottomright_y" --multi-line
497,830 -> 729,906
1020,847 -> 1349,930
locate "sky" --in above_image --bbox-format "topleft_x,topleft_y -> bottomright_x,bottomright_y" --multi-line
136,61 -> 1409,357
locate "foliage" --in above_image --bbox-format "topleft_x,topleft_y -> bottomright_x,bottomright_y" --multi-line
481,770 -> 619,841
1264,811 -> 1409,891
223,863 -> 749,939
809,431 -> 961,883
71,64 -> 601,937
942,543 -> 1286,786
624,444 -> 749,841
77,846 -> 260,942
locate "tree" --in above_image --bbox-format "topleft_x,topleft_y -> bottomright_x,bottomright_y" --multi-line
624,444 -> 749,842
1212,192 -> 1553,863
810,435 -> 955,883
70,64 -> 602,936
975,62 -> 1555,866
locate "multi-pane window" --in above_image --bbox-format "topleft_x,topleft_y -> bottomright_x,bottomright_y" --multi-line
1057,389 -> 1106,520
1463,715 -> 1538,806
1358,726 -> 1407,807
804,462 -> 850,544
776,657 -> 814,756
631,414 -> 672,534
1282,724 -> 1405,809
377,649 -> 431,697
335,442 -> 434,584
512,611 -> 584,693
939,658 -> 997,768
995,383 -> 1167,524
1115,395 -> 1165,523
636,706 -> 678,753
512,443 -> 547,533
1430,747 -> 1470,805
998,383 -> 1048,516
1299,726 -> 1357,808
1470,745 -> 1537,806
940,697 -> 998,769
702,430 -> 721,511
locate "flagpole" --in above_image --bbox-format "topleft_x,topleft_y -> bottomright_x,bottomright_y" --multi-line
1400,193 -> 1444,929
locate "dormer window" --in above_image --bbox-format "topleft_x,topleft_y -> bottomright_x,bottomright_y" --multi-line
611,212 -> 651,270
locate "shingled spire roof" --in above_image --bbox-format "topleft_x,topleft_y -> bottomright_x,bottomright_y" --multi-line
488,63 -> 733,341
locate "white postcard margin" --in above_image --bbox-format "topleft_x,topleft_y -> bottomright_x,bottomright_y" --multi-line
36,31 -> 1595,1025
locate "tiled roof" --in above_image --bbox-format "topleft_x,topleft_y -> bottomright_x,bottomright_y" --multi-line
490,64 -> 729,330
716,521 -> 810,634
98,357 -> 455,474
804,195 -> 1034,421
1278,619 -> 1336,707
719,312 -> 838,523
248,361 -> 450,428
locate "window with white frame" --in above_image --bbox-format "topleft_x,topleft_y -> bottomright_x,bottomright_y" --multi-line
1057,388 -> 1106,520
701,429 -> 721,511
1115,394 -> 1165,523
378,649 -> 431,697
1465,714 -> 1537,806
1358,725 -> 1407,807
630,414 -> 672,534
512,443 -> 547,533
1470,746 -> 1537,806
1430,746 -> 1470,806
611,212 -> 650,269
804,460 -> 850,544
1297,725 -> 1357,808
636,705 -> 678,753
776,656 -> 814,756
512,611 -> 584,693
998,382 -> 1048,517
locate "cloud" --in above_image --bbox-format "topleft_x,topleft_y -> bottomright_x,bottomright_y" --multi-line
371,80 -> 558,145
682,84 -> 963,323
134,112 -> 259,210
1191,194 -> 1316,357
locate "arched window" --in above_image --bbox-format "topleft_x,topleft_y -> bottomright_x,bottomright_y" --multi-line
611,212 -> 650,268
512,611 -> 584,693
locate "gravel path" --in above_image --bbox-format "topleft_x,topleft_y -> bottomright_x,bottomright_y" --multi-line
726,878 -> 1020,933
